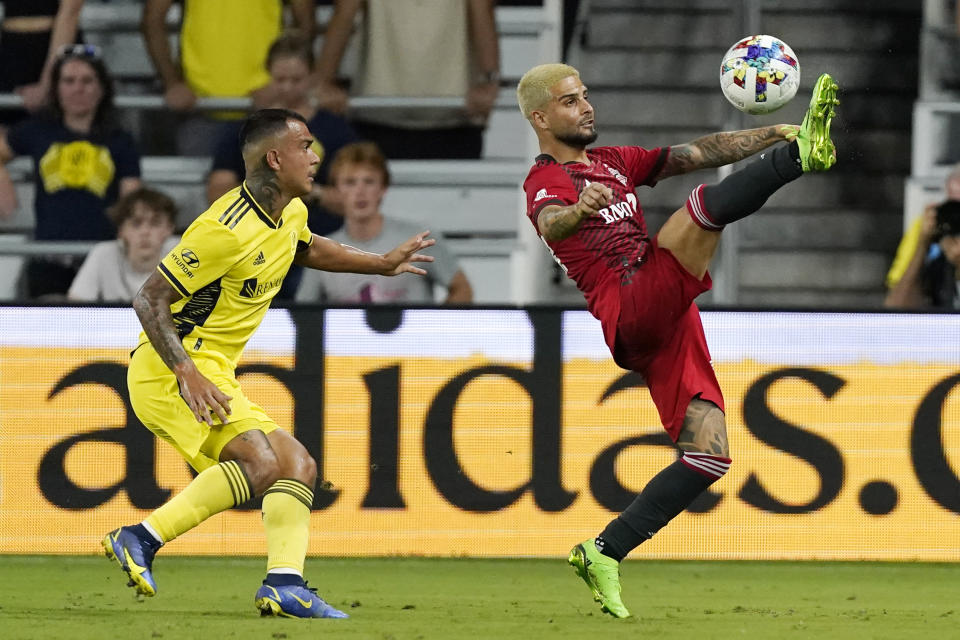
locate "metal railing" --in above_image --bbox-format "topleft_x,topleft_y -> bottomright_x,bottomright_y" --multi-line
0,93 -> 520,112
0,241 -> 95,257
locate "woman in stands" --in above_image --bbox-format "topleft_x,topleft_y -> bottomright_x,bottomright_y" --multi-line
0,0 -> 86,123
0,44 -> 141,298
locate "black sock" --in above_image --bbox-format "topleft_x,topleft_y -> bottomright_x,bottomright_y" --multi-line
264,573 -> 306,587
596,457 -> 722,562
698,141 -> 803,227
129,523 -> 161,552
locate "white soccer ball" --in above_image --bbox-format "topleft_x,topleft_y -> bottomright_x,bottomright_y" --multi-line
720,35 -> 800,115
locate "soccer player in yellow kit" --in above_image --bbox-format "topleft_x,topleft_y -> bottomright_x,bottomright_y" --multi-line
102,108 -> 435,619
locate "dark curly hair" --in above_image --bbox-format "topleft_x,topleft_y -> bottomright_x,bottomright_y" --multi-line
46,52 -> 116,133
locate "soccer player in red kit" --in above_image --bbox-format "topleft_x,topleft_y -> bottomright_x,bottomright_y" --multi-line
518,63 -> 838,618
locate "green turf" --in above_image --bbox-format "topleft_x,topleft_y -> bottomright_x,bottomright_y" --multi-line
0,555 -> 957,639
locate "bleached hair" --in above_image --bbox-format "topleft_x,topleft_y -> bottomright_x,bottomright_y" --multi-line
516,63 -> 580,121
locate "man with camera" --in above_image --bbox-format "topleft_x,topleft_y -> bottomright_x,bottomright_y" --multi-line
885,178 -> 960,308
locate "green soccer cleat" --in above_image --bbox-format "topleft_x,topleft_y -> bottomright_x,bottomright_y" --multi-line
796,72 -> 840,172
568,540 -> 631,618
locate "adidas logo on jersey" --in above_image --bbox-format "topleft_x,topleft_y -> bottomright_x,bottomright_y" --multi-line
253,251 -> 265,265
534,188 -> 557,202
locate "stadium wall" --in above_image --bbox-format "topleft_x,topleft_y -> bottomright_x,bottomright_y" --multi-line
1,306 -> 958,561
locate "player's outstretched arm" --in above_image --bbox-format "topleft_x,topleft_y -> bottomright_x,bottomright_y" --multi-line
658,125 -> 794,179
295,232 -> 436,276
538,182 -> 612,241
133,272 -> 232,425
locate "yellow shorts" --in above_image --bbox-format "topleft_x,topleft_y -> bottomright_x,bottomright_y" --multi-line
127,342 -> 278,472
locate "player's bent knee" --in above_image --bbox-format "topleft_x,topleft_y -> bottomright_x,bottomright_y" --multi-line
243,448 -> 283,496
287,451 -> 317,486
678,398 -> 730,458
680,450 -> 731,483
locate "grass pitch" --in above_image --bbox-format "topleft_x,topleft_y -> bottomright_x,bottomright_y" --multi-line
0,555 -> 956,639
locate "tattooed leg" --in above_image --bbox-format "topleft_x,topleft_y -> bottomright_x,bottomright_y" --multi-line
593,397 -> 731,561
676,397 -> 729,457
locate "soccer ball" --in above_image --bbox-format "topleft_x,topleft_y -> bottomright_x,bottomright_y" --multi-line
720,35 -> 800,115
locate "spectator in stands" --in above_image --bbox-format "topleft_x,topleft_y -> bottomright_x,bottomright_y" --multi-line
313,0 -> 500,159
207,31 -> 358,300
885,165 -> 960,308
207,31 -> 355,235
296,142 -> 473,304
0,46 -> 141,298
0,0 -> 85,125
141,0 -> 316,156
68,186 -> 177,302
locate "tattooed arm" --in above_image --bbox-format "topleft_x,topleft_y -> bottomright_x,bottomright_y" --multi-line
657,124 -> 798,180
537,182 -> 612,242
132,273 -> 232,425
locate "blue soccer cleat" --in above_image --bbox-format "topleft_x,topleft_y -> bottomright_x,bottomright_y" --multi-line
255,582 -> 349,619
102,526 -> 159,597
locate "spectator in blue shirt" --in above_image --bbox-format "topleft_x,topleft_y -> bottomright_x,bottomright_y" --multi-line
0,45 -> 141,297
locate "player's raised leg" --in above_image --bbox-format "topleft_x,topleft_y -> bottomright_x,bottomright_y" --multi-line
253,428 -> 348,619
659,73 -> 840,279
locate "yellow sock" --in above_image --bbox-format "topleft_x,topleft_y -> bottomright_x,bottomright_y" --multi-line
262,479 -> 314,574
145,460 -> 252,543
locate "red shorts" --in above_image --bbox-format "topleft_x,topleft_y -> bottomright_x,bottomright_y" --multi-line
607,238 -> 724,440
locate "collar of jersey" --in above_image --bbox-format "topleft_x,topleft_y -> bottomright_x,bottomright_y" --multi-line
535,152 -> 588,167
240,183 -> 284,229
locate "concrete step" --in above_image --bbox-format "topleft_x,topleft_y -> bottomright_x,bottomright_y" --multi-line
590,87 -> 913,133
591,0 -> 918,12
588,11 -> 918,54
738,210 -> 902,252
586,11 -> 736,49
738,249 -> 890,290
580,50 -> 916,93
591,0 -> 732,11
735,288 -> 886,309
599,127 -> 911,174
622,206 -> 901,255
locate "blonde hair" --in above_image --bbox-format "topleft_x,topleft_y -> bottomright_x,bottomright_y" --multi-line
516,63 -> 580,121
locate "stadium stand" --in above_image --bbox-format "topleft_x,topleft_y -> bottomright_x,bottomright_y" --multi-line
0,1 -> 557,303
906,0 -> 959,229
0,1 -> 923,307
577,0 -> 918,308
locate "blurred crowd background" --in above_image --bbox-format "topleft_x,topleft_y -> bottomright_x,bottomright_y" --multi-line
0,0 -> 953,310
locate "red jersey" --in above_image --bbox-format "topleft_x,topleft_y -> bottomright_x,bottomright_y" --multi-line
522,145 -> 669,331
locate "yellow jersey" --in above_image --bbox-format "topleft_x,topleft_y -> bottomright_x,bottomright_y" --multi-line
180,0 -> 281,98
146,184 -> 313,366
